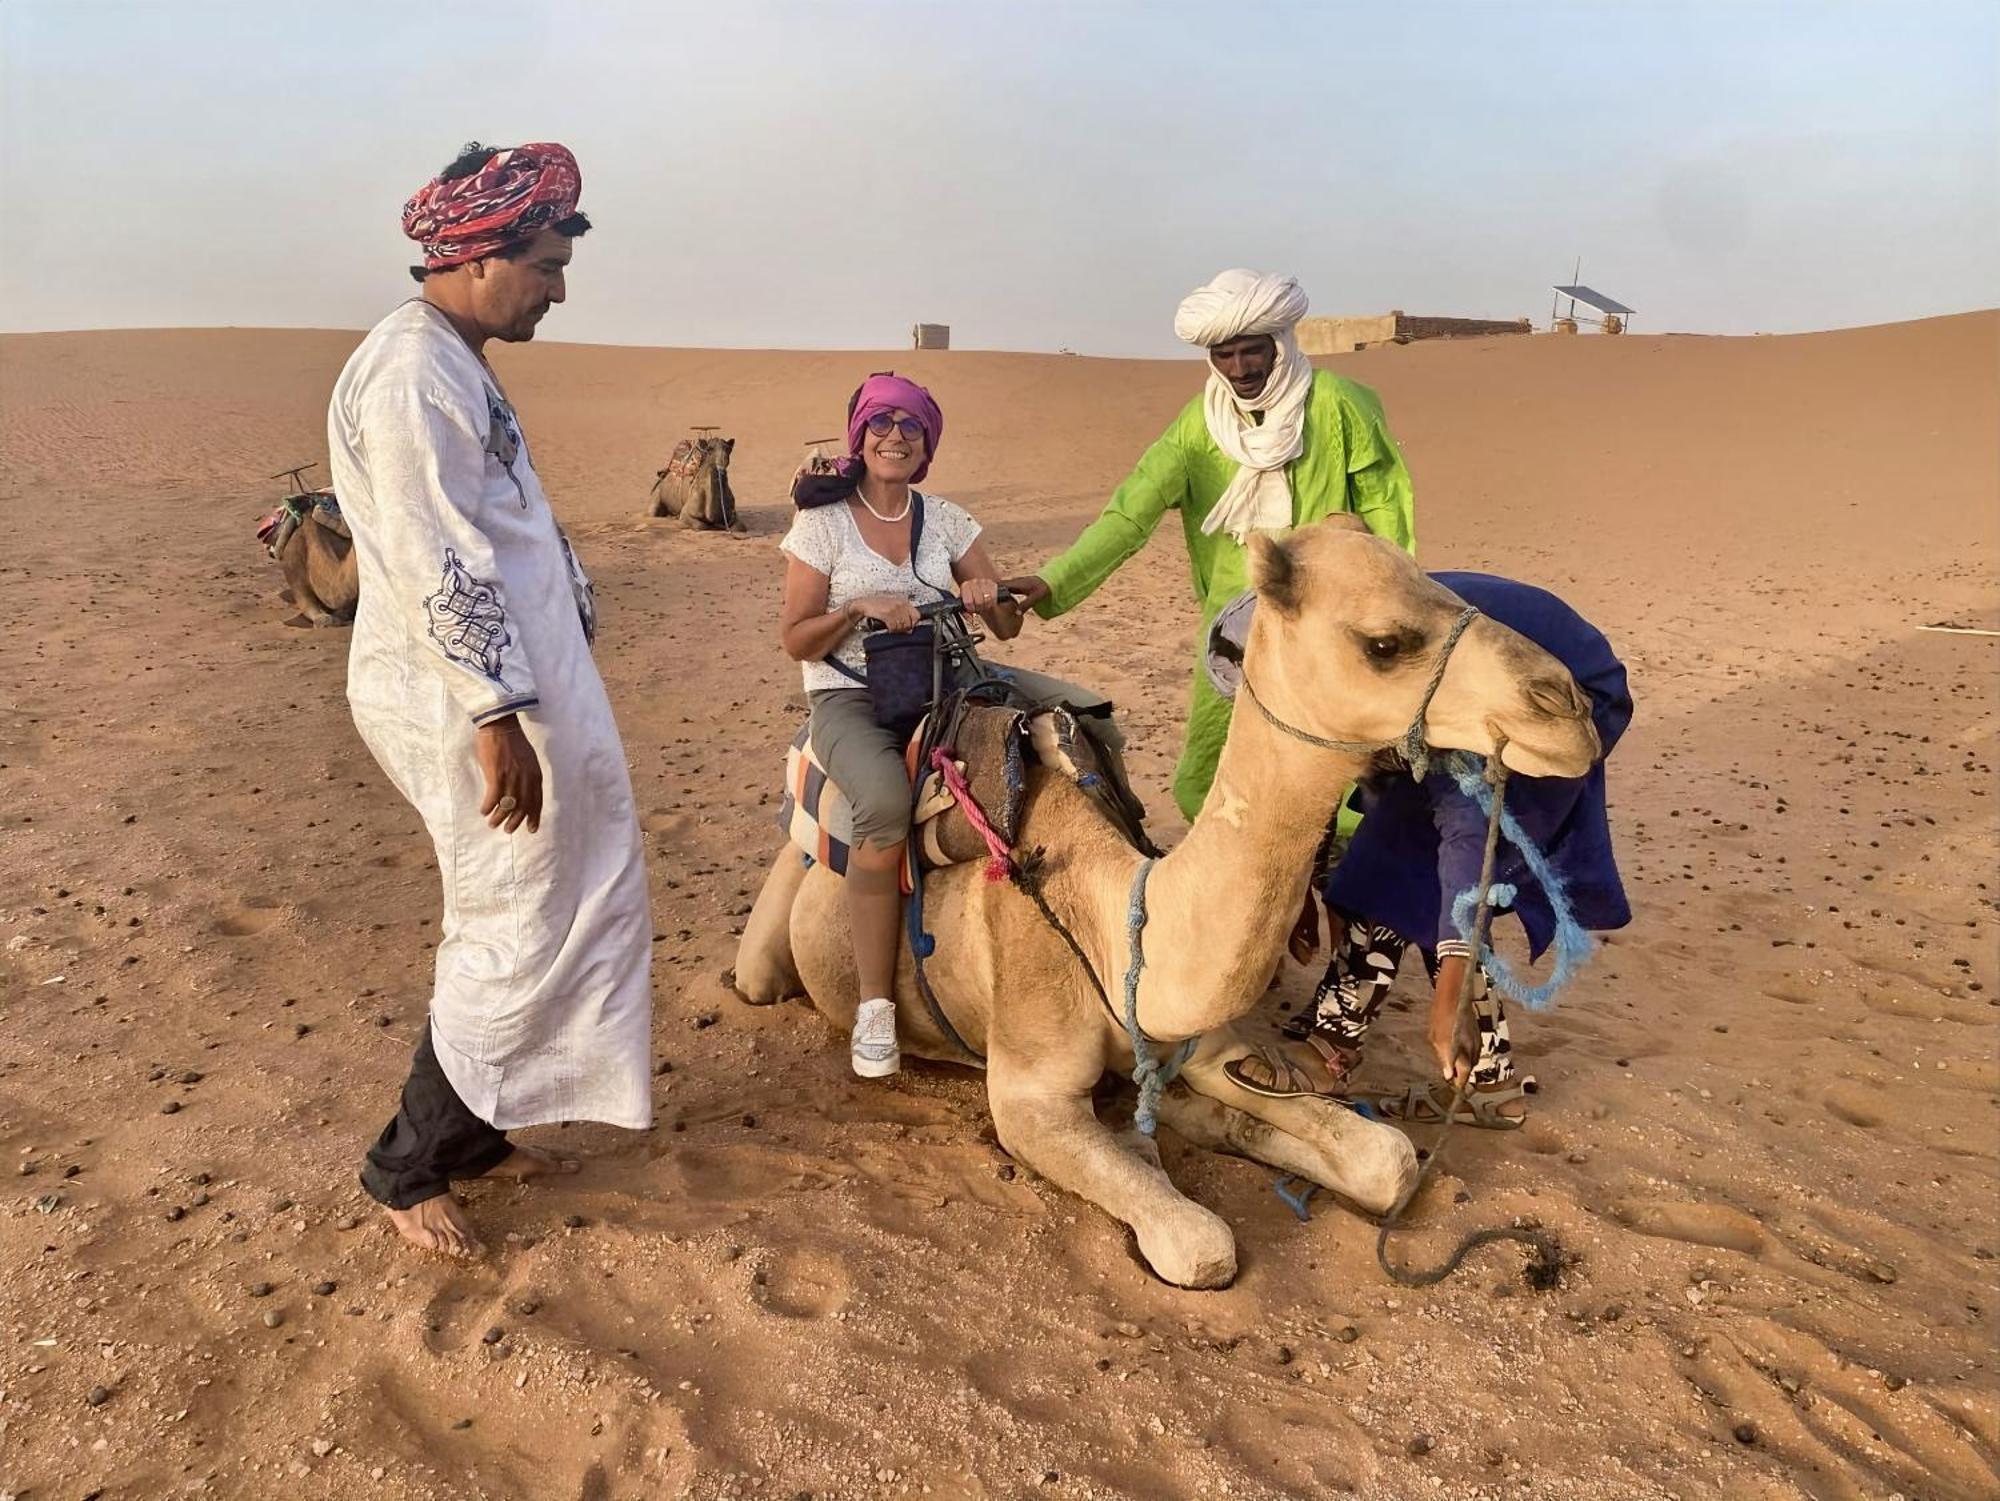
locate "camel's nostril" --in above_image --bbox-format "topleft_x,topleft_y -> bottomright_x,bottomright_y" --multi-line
1527,676 -> 1585,720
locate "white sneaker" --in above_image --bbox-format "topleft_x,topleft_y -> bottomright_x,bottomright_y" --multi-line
850,997 -> 901,1078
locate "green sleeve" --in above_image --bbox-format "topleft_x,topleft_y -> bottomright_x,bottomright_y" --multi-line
1033,423 -> 1188,618
1344,391 -> 1417,556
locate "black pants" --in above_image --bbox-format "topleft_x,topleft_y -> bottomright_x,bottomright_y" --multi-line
359,1029 -> 513,1210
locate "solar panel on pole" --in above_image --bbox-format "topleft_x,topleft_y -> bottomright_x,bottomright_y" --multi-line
1551,285 -> 1636,317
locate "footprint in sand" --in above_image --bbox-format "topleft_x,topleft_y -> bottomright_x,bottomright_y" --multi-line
1611,1197 -> 1768,1255
642,810 -> 695,841
212,896 -> 283,937
1759,983 -> 1820,1006
817,1089 -> 958,1128
1687,1320 -> 2000,1499
1822,1082 -> 1886,1130
1859,988 -> 1985,1027
1520,1121 -> 1568,1156
753,1247 -> 853,1319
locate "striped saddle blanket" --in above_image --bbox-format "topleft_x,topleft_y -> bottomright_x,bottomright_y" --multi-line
778,703 -> 1134,882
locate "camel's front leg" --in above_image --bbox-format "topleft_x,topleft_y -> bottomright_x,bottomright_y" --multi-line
732,846 -> 806,1005
989,1067 -> 1237,1289
1174,1026 -> 1417,1215
279,549 -> 331,625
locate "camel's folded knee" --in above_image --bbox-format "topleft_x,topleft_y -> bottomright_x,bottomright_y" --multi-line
1172,1068 -> 1419,1216
1315,1111 -> 1419,1215
733,849 -> 807,1004
1241,1095 -> 1417,1215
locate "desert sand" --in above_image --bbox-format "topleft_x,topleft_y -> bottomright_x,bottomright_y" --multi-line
1,311 -> 1995,1500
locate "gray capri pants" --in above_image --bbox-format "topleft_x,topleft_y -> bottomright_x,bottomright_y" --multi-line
807,664 -> 1123,848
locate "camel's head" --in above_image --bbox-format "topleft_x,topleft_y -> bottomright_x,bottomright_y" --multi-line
709,436 -> 736,472
1245,517 -> 1599,778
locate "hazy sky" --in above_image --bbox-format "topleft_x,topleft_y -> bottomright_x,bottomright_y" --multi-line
3,0 -> 1994,354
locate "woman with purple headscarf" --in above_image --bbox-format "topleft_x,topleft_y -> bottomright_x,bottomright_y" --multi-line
779,373 -> 1115,1078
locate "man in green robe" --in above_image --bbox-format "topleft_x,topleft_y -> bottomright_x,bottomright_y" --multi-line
1006,268 -> 1417,821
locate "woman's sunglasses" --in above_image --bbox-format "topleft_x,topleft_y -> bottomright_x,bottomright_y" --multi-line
864,413 -> 926,442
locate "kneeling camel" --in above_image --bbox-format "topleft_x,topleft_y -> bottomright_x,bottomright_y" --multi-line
736,517 -> 1601,1286
278,505 -> 358,625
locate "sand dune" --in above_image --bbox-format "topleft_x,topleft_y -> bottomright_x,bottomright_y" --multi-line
1,312 -> 1994,1500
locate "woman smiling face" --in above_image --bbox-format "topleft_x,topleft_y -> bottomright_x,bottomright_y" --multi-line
860,409 -> 928,486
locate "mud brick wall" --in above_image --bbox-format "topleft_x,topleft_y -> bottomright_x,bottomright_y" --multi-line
1393,315 -> 1533,340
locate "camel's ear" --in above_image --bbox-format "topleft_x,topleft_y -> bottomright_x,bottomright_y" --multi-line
1250,532 -> 1303,615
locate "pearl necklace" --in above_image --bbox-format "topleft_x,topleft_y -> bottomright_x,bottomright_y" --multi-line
855,486 -> 914,524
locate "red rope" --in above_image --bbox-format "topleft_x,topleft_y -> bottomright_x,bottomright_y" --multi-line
929,747 -> 1014,882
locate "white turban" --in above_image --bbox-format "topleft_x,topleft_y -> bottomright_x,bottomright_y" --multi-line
1172,268 -> 1310,346
1172,269 -> 1316,544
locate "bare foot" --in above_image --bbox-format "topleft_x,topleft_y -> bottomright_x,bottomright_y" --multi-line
477,1144 -> 580,1183
386,1192 -> 483,1256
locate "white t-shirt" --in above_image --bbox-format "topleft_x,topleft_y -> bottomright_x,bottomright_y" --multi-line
780,493 -> 982,693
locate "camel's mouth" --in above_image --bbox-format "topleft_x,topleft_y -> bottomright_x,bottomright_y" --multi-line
1495,719 -> 1599,779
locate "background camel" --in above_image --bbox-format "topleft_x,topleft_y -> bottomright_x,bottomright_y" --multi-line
650,434 -> 742,530
736,517 -> 1603,1286
276,504 -> 358,625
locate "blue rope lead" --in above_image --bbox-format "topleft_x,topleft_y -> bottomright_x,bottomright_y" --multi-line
1122,858 -> 1194,1137
1440,751 -> 1595,1012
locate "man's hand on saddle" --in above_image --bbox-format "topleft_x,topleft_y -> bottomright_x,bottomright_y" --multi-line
847,595 -> 922,632
476,714 -> 543,833
1428,954 -> 1481,1085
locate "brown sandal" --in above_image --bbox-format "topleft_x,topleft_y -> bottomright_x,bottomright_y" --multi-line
1223,1035 -> 1361,1100
1372,1078 -> 1530,1130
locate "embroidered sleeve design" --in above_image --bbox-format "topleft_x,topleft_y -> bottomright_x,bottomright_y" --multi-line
485,392 -> 528,508
559,530 -> 598,645
425,549 -> 513,685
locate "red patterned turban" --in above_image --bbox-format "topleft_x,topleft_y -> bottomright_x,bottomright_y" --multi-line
401,142 -> 583,271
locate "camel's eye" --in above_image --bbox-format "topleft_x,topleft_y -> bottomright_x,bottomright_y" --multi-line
1365,636 -> 1402,662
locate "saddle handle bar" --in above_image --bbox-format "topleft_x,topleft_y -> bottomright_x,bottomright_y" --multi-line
857,587 -> 1017,634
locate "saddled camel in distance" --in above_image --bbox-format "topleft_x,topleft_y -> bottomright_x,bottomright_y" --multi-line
650,435 -> 742,531
277,502 -> 359,625
734,516 -> 1602,1287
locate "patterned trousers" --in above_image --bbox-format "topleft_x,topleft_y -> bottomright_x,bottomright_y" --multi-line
1285,909 -> 1516,1086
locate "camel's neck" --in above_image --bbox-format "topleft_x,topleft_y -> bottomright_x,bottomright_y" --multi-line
1132,692 -> 1370,1042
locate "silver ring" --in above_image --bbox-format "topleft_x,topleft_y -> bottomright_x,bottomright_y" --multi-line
496,795 -> 519,813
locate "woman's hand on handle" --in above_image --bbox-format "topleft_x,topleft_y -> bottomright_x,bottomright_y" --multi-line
849,594 -> 921,632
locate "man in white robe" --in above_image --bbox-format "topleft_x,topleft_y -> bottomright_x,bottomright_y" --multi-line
328,141 -> 651,1254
